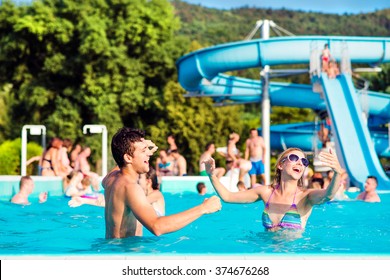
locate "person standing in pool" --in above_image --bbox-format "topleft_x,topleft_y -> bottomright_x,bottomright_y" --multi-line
357,175 -> 381,203
11,176 -> 47,205
102,127 -> 222,239
203,147 -> 344,231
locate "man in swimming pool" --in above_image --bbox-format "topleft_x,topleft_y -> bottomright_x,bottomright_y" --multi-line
11,176 -> 47,205
357,175 -> 381,203
103,127 -> 222,239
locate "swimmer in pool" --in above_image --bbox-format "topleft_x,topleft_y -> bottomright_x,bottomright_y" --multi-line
102,127 -> 222,239
357,175 -> 381,203
11,176 -> 47,205
203,147 -> 344,232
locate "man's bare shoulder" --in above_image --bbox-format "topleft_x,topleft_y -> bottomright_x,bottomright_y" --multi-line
11,194 -> 29,205
103,170 -> 138,190
102,170 -> 119,187
256,135 -> 265,142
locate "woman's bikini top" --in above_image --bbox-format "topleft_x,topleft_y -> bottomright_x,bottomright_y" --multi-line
262,185 -> 302,230
158,162 -> 171,169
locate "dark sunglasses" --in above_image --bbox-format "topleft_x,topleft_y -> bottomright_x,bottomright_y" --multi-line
283,153 -> 309,167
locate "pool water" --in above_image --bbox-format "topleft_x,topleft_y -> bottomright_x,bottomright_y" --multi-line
1,192 -> 390,256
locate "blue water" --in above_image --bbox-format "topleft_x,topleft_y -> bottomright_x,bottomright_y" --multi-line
1,192 -> 390,256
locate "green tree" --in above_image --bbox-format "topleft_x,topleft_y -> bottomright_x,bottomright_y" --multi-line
0,0 -> 187,169
0,0 -> 183,134
0,138 -> 42,175
149,81 -> 243,173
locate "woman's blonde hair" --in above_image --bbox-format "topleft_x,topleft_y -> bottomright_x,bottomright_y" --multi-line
273,147 -> 307,188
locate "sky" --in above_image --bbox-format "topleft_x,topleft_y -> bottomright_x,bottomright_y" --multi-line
181,0 -> 390,14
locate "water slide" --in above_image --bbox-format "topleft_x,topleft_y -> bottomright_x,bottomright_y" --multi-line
319,73 -> 390,188
178,36 -> 390,91
195,74 -> 390,121
260,122 -> 390,158
202,74 -> 390,159
177,36 -> 390,189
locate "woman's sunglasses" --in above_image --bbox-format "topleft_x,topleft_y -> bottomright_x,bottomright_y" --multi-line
283,153 -> 309,167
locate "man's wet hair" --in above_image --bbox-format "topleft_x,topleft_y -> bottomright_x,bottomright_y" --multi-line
111,127 -> 145,168
367,175 -> 378,185
196,182 -> 206,194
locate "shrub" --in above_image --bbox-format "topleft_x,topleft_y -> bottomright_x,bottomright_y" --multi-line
0,138 -> 43,175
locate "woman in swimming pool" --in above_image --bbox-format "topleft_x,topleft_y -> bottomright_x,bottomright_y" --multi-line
203,147 -> 344,231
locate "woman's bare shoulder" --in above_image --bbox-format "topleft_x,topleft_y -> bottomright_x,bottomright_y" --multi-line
251,184 -> 273,195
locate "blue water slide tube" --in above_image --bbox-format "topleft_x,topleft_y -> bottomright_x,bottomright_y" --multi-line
176,36 -> 390,189
320,73 -> 390,189
263,122 -> 390,158
200,74 -> 390,120
197,74 -> 326,110
177,36 -> 390,91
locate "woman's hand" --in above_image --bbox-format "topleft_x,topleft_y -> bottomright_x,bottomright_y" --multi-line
318,149 -> 344,174
145,139 -> 158,154
201,157 -> 216,176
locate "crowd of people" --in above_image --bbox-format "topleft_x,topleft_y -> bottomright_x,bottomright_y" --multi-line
28,137 -> 100,191
155,134 -> 188,178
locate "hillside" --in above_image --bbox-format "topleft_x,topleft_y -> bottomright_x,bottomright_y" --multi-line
171,0 -> 390,93
172,0 -> 390,46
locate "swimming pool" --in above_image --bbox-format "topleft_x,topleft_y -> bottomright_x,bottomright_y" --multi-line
1,190 -> 390,257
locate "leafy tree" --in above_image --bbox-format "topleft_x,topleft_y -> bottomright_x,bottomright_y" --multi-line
0,138 -> 42,175
368,64 -> 390,94
0,0 -> 188,170
149,80 -> 243,173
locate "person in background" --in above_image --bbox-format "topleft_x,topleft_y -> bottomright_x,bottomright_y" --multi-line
318,117 -> 331,148
226,132 -> 240,170
309,177 -> 325,189
236,181 -> 247,192
199,142 -> 225,178
73,146 -> 100,191
196,182 -> 207,195
332,172 -> 350,201
141,166 -> 165,217
327,59 -> 340,79
58,138 -> 73,176
244,128 -> 266,186
39,137 -> 65,177
323,170 -> 334,189
11,176 -> 47,205
155,149 -> 174,177
167,134 -> 178,153
64,171 -> 95,198
303,166 -> 314,188
204,147 -> 344,232
170,149 -> 187,176
70,144 -> 81,168
225,132 -> 252,188
357,175 -> 381,203
65,176 -> 105,207
103,127 -> 221,239
321,43 -> 331,72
